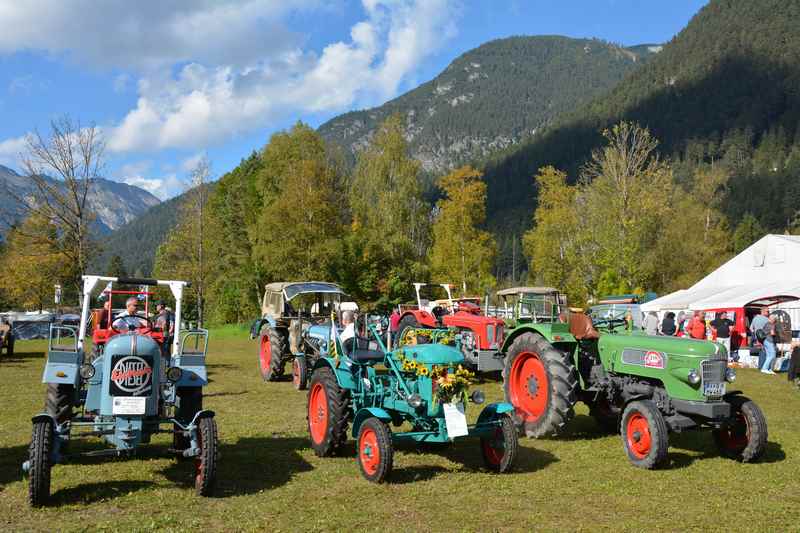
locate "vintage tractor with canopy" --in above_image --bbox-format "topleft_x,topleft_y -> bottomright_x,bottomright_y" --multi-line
396,283 -> 506,372
498,287 -> 767,468
306,322 -> 519,482
251,281 -> 355,390
23,276 -> 218,506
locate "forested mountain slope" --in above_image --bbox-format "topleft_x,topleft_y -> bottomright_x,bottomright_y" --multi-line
319,36 -> 657,173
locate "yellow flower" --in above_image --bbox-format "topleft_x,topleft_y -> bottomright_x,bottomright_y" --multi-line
418,366 -> 430,377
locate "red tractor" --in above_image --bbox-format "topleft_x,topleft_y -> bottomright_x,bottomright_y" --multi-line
397,283 -> 506,372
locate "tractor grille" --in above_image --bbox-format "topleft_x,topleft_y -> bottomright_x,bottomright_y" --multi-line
701,359 -> 726,384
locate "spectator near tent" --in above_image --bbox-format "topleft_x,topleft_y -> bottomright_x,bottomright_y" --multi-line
687,311 -> 707,340
711,311 -> 735,360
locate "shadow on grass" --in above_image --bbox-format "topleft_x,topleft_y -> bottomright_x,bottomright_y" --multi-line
204,390 -> 248,398
50,480 -> 155,506
663,432 -> 786,469
160,436 -> 313,498
1,349 -> 45,362
547,414 -> 615,442
0,444 -> 29,491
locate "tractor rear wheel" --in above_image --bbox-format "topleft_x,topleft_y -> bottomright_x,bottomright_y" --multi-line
174,387 -> 202,454
480,414 -> 518,473
621,400 -> 669,469
292,357 -> 308,390
502,332 -> 578,438
28,419 -> 53,507
712,396 -> 767,462
45,384 -> 74,425
357,417 -> 393,483
307,366 -> 350,457
258,328 -> 288,381
194,416 -> 218,496
397,315 -> 430,346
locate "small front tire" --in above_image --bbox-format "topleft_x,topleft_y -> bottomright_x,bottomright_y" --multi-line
195,416 -> 218,496
357,417 -> 393,483
28,419 -> 54,507
621,400 -> 669,469
480,414 -> 518,473
712,395 -> 767,462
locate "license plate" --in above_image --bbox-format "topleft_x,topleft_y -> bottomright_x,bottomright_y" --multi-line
112,396 -> 146,415
703,382 -> 726,396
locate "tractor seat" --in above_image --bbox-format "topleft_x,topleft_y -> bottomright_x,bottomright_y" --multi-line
349,349 -> 385,364
569,312 -> 600,340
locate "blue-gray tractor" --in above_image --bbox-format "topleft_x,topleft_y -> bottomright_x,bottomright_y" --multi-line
23,276 -> 218,506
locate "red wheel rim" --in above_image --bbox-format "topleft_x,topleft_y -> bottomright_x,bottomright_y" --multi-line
482,427 -> 505,465
292,359 -> 301,387
359,427 -> 380,475
308,383 -> 328,444
626,412 -> 652,459
719,410 -> 750,451
508,351 -> 549,422
259,336 -> 271,376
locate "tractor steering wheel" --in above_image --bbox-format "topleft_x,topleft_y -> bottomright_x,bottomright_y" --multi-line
592,317 -> 628,331
110,314 -> 153,334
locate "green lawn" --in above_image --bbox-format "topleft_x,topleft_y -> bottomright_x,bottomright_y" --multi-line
1,326 -> 798,532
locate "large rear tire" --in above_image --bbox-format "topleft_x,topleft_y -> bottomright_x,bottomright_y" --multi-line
357,417 -> 393,483
194,416 -> 218,496
397,315 -> 431,346
621,400 -> 669,469
502,332 -> 578,437
480,414 -> 518,473
712,395 -> 767,462
292,357 -> 308,391
45,384 -> 74,425
307,366 -> 350,457
28,419 -> 53,507
258,328 -> 288,381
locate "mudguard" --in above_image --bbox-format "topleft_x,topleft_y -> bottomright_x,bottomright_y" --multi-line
31,413 -> 56,426
352,407 -> 393,437
476,402 -> 515,426
42,362 -> 79,386
250,317 -> 277,339
312,357 -> 358,390
174,366 -> 208,387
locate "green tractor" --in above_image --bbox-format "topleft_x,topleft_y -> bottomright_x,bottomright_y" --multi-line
497,287 -> 767,468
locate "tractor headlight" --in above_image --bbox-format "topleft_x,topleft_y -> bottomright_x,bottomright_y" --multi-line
470,389 -> 486,404
725,368 -> 736,383
79,364 -> 95,379
408,393 -> 423,408
687,369 -> 701,385
166,366 -> 183,382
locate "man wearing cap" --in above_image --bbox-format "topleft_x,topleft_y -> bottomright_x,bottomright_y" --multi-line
155,301 -> 175,356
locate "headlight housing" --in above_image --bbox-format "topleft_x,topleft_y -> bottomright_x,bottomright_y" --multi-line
79,364 -> 95,379
687,369 -> 701,385
407,393 -> 423,408
470,389 -> 485,404
725,368 -> 736,383
166,366 -> 183,382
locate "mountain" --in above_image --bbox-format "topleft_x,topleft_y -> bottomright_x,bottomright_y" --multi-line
318,36 -> 658,174
482,0 -> 800,234
0,164 -> 161,233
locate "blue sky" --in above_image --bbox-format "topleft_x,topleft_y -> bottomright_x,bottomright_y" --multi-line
0,0 -> 707,200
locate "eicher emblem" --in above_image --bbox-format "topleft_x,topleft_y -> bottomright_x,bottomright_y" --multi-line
110,354 -> 153,396
643,351 -> 665,369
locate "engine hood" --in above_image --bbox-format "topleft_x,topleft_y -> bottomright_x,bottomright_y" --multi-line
394,343 -> 464,366
599,331 -> 721,358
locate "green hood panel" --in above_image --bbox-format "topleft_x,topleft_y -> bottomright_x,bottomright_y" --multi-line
599,332 -> 720,359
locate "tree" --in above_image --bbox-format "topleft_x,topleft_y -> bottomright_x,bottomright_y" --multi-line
732,213 -> 765,253
4,117 -> 104,296
345,114 -> 430,304
0,215 -> 66,311
107,255 -> 128,278
251,123 -> 343,282
429,166 -> 495,295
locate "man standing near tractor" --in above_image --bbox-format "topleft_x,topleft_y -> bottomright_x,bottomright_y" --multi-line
156,301 -> 175,356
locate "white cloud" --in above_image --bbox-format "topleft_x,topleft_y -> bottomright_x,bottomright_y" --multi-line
117,160 -> 185,200
102,0 -> 459,153
180,152 -> 206,172
0,135 -> 28,168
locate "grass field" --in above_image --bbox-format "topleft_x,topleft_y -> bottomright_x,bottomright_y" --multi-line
1,325 -> 798,532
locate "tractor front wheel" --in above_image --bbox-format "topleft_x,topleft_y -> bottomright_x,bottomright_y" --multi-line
292,357 -> 308,391
621,400 -> 668,469
258,329 -> 288,381
45,383 -> 74,425
28,419 -> 53,507
194,416 -> 218,496
480,414 -> 518,473
357,417 -> 393,483
307,366 -> 350,457
502,332 -> 578,438
712,396 -> 767,462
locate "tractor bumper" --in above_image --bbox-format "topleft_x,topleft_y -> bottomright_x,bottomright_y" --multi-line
673,399 -> 731,420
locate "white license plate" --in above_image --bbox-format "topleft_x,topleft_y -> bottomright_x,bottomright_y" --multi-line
703,382 -> 726,396
112,396 -> 146,415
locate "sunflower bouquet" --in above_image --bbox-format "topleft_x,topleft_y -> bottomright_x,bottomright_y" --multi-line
430,364 -> 475,405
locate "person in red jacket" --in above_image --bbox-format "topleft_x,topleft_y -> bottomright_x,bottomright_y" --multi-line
389,307 -> 401,348
687,311 -> 707,340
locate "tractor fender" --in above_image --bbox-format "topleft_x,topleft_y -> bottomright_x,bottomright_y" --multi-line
476,402 -> 515,426
403,310 -> 437,328
312,357 -> 358,390
352,407 -> 393,437
250,317 -> 278,339
501,325 -> 576,353
42,362 -> 80,386
31,413 -> 56,426
174,366 -> 208,387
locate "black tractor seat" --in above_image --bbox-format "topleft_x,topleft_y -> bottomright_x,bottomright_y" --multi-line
349,349 -> 385,364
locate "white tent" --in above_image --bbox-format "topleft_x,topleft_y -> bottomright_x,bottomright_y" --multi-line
641,234 -> 800,313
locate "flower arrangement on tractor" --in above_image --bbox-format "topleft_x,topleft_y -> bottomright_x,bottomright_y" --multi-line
23,276 -> 218,506
306,319 -> 519,482
496,287 -> 767,469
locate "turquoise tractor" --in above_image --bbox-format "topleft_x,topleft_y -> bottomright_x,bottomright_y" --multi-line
306,324 -> 519,482
23,276 -> 218,506
497,287 -> 767,468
